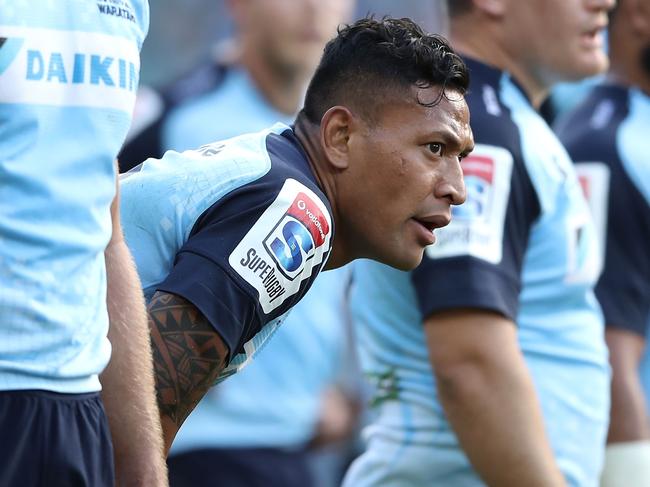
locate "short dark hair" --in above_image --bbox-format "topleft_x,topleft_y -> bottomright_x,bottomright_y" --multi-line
300,16 -> 470,124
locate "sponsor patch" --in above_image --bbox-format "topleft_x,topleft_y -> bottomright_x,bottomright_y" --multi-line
229,179 -> 332,314
426,144 -> 513,263
0,26 -> 140,112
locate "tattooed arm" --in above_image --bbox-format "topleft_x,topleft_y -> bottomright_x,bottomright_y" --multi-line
147,290 -> 230,454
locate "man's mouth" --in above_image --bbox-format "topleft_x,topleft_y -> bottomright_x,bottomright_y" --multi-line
412,214 -> 451,233
580,22 -> 607,49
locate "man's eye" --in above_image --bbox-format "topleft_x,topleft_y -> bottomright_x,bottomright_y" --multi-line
428,143 -> 443,156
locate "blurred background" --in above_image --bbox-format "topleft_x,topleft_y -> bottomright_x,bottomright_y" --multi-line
140,0 -> 448,87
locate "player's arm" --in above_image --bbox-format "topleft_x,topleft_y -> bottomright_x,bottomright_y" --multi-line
101,163 -> 168,486
606,328 -> 649,443
424,308 -> 566,487
147,290 -> 229,454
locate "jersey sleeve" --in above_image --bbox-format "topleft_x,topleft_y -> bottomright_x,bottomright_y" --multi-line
156,176 -> 333,358
411,143 -> 540,321
577,163 -> 650,336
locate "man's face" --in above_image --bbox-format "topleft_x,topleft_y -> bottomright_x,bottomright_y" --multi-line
236,0 -> 353,75
506,0 -> 614,83
340,87 -> 472,270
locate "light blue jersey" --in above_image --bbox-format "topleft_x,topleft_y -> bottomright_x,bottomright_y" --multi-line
120,123 -> 334,383
0,1 -> 148,393
344,59 -> 609,487
122,62 -> 350,452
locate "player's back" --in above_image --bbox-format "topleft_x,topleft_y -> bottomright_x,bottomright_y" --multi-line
0,0 -> 148,392
345,58 -> 609,487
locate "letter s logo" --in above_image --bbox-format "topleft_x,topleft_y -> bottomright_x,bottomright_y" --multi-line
269,220 -> 314,272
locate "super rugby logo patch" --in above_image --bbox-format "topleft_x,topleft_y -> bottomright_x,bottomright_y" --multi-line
426,144 -> 513,264
229,179 -> 332,314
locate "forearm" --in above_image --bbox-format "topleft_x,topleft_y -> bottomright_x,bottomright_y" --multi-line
102,240 -> 167,487
607,329 -> 650,443
609,375 -> 650,442
147,291 -> 229,454
435,355 -> 565,487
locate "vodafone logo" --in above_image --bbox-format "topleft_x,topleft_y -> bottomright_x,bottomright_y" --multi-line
287,192 -> 330,247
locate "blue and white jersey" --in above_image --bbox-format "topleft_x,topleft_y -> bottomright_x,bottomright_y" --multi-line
556,84 -> 650,336
0,1 -> 148,393
344,59 -> 609,487
126,62 -> 354,452
120,123 -> 334,381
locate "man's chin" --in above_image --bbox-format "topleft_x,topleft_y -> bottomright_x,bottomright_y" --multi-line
382,249 -> 424,272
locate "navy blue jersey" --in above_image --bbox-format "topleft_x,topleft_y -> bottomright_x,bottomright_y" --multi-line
556,84 -> 650,337
120,123 -> 333,381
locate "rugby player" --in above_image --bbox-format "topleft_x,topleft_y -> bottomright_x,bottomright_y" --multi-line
119,16 -> 472,453
0,2 -> 166,486
121,1 -> 358,484
555,1 -> 650,485
343,1 -> 614,486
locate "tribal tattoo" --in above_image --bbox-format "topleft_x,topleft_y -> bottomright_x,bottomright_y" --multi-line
147,291 -> 229,428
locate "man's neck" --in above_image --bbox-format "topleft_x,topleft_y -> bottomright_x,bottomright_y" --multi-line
609,38 -> 650,97
451,20 -> 549,108
240,49 -> 309,115
293,116 -> 349,270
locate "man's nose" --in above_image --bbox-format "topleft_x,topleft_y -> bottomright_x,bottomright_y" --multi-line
435,158 -> 466,206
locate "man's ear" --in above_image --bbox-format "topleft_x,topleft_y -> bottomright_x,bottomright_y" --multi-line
320,106 -> 357,170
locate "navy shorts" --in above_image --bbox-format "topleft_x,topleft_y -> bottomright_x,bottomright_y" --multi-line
168,447 -> 313,487
0,390 -> 114,487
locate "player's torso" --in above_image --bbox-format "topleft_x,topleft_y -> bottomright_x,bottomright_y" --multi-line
0,1 -> 148,392
121,123 -> 333,381
349,62 -> 608,486
557,85 -> 650,332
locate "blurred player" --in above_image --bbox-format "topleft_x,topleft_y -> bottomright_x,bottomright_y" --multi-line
0,2 -> 166,486
555,1 -> 650,485
121,1 -> 358,485
343,1 -> 614,486
119,0 -> 352,170
119,16 -> 472,453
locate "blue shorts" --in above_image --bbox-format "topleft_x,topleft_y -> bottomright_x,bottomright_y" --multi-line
168,447 -> 313,487
0,390 -> 114,487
